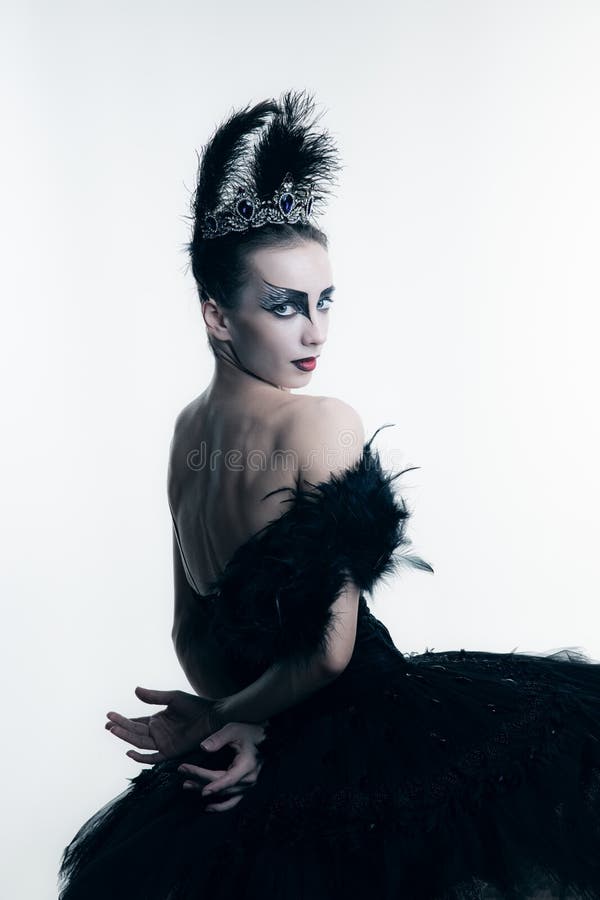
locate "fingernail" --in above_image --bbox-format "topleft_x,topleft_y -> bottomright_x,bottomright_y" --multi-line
200,740 -> 211,749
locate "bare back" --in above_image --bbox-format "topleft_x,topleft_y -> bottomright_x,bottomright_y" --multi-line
168,387 -> 321,598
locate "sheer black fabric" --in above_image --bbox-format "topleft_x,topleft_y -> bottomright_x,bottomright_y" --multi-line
58,427 -> 600,899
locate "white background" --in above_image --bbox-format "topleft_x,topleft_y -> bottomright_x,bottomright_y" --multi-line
2,2 -> 599,897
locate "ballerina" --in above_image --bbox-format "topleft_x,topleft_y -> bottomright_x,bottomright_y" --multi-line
59,88 -> 600,900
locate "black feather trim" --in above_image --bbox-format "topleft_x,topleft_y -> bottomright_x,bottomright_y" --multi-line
207,425 -> 434,672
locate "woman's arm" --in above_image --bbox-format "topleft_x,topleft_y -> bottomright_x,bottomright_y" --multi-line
172,524 -> 206,643
212,578 -> 361,727
172,528 -> 243,699
174,628 -> 247,700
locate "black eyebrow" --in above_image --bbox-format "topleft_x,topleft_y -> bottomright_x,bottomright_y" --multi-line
261,280 -> 335,301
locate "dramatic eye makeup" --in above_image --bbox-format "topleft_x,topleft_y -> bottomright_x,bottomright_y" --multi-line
258,281 -> 335,319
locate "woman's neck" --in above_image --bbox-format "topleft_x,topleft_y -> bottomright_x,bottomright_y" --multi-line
206,351 -> 291,402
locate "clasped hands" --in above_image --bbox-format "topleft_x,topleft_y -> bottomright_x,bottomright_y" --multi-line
105,686 -> 267,812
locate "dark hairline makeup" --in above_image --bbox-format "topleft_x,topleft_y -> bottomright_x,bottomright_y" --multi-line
258,280 -> 336,320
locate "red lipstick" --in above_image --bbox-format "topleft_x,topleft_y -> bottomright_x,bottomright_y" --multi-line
292,356 -> 317,372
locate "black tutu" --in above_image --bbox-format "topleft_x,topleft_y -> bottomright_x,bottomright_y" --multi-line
58,428 -> 600,899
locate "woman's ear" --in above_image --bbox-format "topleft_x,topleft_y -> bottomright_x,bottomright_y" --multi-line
202,298 -> 232,344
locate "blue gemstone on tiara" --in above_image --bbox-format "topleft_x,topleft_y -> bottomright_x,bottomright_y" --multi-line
237,198 -> 254,220
279,193 -> 294,216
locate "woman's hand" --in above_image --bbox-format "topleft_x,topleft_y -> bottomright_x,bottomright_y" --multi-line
178,721 -> 268,812
105,686 -> 221,763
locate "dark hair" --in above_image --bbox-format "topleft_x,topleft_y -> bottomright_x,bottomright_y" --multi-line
183,90 -> 341,342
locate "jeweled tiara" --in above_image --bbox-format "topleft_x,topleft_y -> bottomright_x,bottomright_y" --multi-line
200,172 -> 316,240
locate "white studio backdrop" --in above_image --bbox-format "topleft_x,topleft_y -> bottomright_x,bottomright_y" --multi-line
2,1 -> 599,897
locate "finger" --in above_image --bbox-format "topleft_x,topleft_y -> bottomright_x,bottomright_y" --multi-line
206,794 -> 244,812
105,716 -> 150,732
201,722 -> 267,755
178,765 -> 227,784
126,748 -> 165,764
182,780 -> 202,790
181,780 -> 244,803
134,686 -> 176,705
200,721 -> 248,751
202,754 -> 258,796
106,712 -> 150,735
181,781 -> 235,794
178,764 -> 243,796
181,773 -> 250,799
109,725 -> 156,750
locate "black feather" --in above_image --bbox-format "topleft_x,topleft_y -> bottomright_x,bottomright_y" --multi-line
207,425 -> 434,673
251,88 -> 343,214
192,98 -> 277,218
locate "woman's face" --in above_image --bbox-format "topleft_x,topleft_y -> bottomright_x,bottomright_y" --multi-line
210,240 -> 334,389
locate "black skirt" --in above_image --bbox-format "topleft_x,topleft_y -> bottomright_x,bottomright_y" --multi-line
58,598 -> 600,900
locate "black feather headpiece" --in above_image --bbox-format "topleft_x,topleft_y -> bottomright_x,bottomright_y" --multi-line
191,89 -> 343,240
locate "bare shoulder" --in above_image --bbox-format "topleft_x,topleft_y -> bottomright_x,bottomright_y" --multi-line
169,394 -> 207,464
167,395 -> 204,493
280,395 -> 366,490
172,394 -> 203,435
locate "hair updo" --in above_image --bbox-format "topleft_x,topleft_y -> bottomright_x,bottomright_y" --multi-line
184,90 -> 342,341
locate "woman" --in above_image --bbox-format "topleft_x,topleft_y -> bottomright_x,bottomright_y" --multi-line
59,90 -> 600,900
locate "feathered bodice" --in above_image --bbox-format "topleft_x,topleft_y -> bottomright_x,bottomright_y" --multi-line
185,423 -> 434,683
